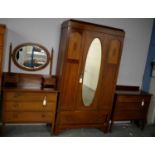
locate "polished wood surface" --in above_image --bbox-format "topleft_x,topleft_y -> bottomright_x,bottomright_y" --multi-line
116,85 -> 139,91
0,24 -> 6,91
110,86 -> 152,131
4,112 -> 53,123
62,19 -> 125,36
4,91 -> 57,102
2,72 -> 58,134
54,20 -> 125,134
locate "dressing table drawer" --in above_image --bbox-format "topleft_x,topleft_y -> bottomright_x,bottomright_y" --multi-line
5,100 -> 56,112
2,86 -> 58,134
4,112 -> 54,123
4,92 -> 57,102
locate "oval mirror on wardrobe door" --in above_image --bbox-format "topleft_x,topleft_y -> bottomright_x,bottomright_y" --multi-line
82,38 -> 102,106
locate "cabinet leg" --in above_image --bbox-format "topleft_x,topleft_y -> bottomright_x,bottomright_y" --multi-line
109,121 -> 113,132
1,123 -> 5,136
140,119 -> 146,130
133,120 -> 146,130
51,124 -> 54,136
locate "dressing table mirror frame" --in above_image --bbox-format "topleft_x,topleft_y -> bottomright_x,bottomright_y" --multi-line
9,43 -> 51,72
5,43 -> 54,88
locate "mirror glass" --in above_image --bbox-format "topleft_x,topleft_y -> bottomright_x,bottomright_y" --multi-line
82,38 -> 102,106
13,43 -> 49,71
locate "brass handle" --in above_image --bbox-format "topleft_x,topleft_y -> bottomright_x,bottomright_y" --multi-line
43,96 -> 47,106
141,99 -> 145,107
79,77 -> 83,83
79,72 -> 83,84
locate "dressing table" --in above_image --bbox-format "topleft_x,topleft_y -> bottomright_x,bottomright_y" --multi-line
2,43 -> 58,134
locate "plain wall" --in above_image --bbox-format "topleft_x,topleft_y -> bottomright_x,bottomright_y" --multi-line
0,18 -> 153,87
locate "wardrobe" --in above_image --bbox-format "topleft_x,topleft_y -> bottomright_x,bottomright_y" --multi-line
54,20 -> 125,134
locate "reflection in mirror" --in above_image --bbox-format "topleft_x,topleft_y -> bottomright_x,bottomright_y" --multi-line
13,43 -> 50,71
82,38 -> 102,106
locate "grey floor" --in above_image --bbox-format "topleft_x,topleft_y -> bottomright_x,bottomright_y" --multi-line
1,123 -> 155,137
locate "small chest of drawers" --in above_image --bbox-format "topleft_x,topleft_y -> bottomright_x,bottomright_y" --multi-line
110,89 -> 152,130
2,88 -> 58,134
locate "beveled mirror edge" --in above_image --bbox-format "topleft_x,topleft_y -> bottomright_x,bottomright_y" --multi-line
12,42 -> 50,71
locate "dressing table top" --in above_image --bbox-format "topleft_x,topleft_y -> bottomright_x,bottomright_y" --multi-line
2,72 -> 58,93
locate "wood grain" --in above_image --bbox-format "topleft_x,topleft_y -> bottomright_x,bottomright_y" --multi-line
54,20 -> 125,134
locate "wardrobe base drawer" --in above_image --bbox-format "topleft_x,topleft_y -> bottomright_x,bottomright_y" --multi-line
58,111 -> 108,125
3,112 -> 53,123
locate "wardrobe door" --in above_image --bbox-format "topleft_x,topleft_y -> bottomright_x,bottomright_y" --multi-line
59,29 -> 84,111
98,34 -> 124,113
76,30 -> 105,111
75,31 -> 123,118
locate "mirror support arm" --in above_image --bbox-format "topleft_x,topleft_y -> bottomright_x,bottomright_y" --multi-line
8,43 -> 13,73
49,48 -> 53,76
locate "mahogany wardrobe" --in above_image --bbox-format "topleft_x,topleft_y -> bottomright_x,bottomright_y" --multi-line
54,20 -> 125,134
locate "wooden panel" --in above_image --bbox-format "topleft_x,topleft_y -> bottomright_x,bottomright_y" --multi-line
0,25 -> 6,34
5,100 -> 56,112
117,95 -> 151,103
67,32 -> 82,60
62,20 -> 125,37
58,111 -> 107,125
116,85 -> 139,91
107,39 -> 121,64
4,112 -> 53,123
115,101 -> 150,111
111,93 -> 152,126
113,110 -> 147,120
97,35 -> 123,111
56,28 -> 68,90
3,92 -> 57,102
0,47 -> 2,67
59,62 -> 79,110
0,35 -> 3,46
0,26 -> 5,92
98,65 -> 117,110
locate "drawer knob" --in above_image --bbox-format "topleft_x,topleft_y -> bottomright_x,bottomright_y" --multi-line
43,96 -> 47,106
141,100 -> 145,107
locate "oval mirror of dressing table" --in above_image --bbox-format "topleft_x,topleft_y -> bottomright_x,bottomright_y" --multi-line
12,43 -> 50,71
2,43 -> 58,135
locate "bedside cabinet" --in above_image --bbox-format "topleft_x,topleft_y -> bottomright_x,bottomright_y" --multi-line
110,86 -> 152,131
